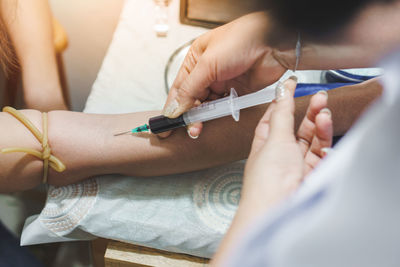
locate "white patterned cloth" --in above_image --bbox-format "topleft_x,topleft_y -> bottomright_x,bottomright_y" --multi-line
22,163 -> 245,257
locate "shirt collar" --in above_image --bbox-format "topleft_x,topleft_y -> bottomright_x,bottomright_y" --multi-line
379,48 -> 400,105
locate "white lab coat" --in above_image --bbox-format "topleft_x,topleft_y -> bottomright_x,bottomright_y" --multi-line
228,49 -> 400,267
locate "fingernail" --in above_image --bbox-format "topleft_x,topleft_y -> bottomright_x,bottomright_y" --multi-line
317,90 -> 328,98
163,99 -> 179,117
319,107 -> 331,117
187,129 -> 199,139
275,81 -> 287,101
288,75 -> 298,82
321,147 -> 332,157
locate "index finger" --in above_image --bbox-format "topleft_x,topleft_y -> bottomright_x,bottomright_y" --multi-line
163,55 -> 215,118
163,37 -> 213,118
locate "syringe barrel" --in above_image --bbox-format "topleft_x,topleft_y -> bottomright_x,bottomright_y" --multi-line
183,87 -> 275,125
148,88 -> 275,133
183,96 -> 233,125
235,88 -> 275,110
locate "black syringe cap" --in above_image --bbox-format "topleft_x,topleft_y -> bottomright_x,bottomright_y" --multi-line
149,115 -> 186,134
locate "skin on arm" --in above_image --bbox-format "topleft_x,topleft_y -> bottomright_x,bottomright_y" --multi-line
294,77 -> 382,134
44,80 -> 383,187
0,79 -> 381,192
1,0 -> 67,111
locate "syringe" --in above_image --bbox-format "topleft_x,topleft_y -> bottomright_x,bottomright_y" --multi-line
114,86 -> 276,136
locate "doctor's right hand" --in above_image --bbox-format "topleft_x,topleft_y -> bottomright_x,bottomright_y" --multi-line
161,12 -> 288,138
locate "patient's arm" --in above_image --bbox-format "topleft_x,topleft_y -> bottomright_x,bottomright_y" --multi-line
2,0 -> 67,111
0,79 -> 381,192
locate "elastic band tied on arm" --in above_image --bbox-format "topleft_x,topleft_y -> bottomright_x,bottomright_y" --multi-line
1,106 -> 66,184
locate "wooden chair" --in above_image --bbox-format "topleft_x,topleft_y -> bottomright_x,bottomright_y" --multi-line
3,18 -> 70,108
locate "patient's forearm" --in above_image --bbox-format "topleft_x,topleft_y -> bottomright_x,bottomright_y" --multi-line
295,78 -> 382,134
47,109 -> 258,186
47,79 -> 382,186
0,80 -> 382,191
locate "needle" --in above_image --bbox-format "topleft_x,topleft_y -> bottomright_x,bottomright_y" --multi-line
113,123 -> 150,136
294,32 -> 301,72
113,130 -> 132,136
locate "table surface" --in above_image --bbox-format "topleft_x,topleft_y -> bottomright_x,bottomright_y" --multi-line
105,241 -> 210,267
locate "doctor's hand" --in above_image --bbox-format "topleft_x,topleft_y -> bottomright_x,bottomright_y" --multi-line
211,76 -> 333,266
161,12 -> 287,138
241,76 -> 333,216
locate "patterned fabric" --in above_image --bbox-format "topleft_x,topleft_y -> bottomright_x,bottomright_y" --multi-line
192,164 -> 242,233
22,162 -> 245,258
40,179 -> 98,235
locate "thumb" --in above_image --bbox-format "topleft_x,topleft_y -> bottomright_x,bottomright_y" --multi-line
162,56 -> 214,118
268,76 -> 298,142
248,76 -> 298,158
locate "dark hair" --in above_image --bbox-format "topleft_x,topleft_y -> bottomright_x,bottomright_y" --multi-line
264,0 -> 394,44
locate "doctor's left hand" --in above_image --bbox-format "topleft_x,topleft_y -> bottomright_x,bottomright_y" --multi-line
240,76 -> 333,216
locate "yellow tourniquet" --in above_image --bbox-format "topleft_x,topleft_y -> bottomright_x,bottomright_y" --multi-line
1,107 -> 66,183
